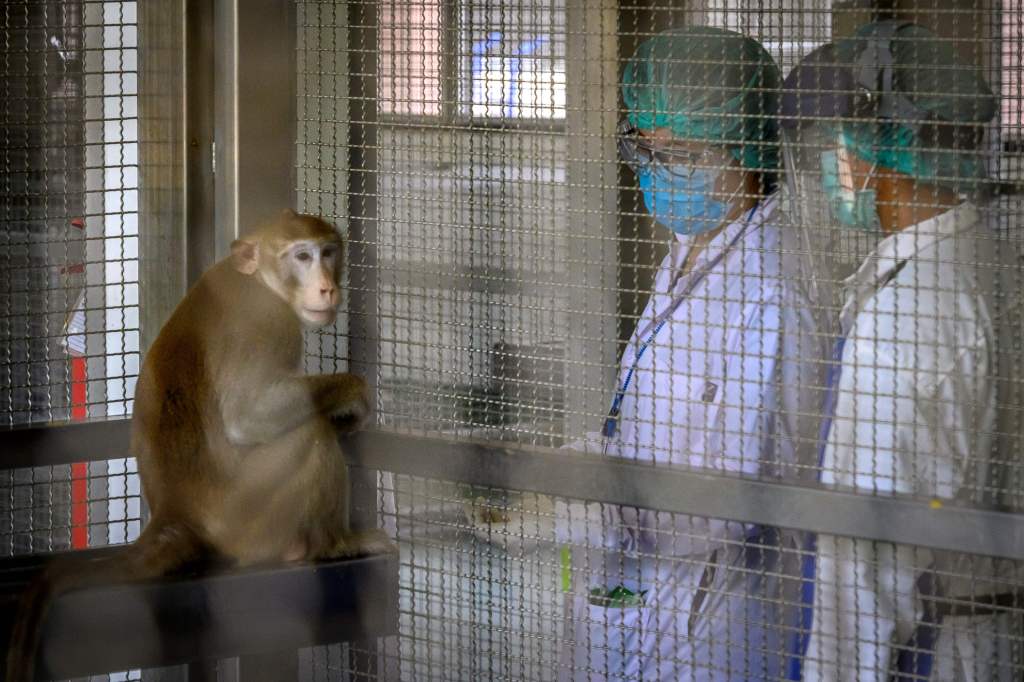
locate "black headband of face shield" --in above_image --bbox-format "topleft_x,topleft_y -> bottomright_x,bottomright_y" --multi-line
780,21 -> 925,131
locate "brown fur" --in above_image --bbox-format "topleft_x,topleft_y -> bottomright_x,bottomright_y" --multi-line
6,210 -> 394,681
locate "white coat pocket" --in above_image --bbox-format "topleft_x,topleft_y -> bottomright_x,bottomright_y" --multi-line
666,373 -> 724,469
561,590 -> 650,682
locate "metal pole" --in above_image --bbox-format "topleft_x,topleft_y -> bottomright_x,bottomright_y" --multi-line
346,0 -> 385,677
563,0 -> 620,440
184,0 -> 216,285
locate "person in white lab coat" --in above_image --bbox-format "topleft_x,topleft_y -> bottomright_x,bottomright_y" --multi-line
551,27 -> 829,681
780,21 -> 1021,682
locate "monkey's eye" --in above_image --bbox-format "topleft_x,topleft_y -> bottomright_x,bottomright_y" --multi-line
296,252 -> 313,263
322,247 -> 336,260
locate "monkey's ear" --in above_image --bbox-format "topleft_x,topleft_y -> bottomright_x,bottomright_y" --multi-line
230,239 -> 260,275
281,208 -> 297,219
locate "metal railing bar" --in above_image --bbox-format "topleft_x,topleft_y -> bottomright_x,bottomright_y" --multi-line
4,421 -> 1024,559
0,419 -> 131,470
346,429 -> 1024,560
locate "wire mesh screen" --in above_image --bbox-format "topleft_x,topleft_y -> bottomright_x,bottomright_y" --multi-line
4,0 -> 1024,679
344,478 -> 1024,681
2,1 -> 149,558
294,0 -> 1024,680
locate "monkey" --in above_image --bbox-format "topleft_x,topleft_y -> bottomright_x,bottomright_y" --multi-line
6,210 -> 395,681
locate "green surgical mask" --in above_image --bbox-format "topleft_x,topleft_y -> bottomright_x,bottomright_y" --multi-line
820,149 -> 881,231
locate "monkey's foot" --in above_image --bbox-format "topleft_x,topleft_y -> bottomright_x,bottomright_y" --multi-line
327,529 -> 398,558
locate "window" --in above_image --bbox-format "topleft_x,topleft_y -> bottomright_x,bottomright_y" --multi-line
462,2 -> 566,120
707,0 -> 833,78
379,1 -> 442,116
378,0 -> 566,120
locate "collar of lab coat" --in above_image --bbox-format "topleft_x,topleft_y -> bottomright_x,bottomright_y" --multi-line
631,197 -> 777,344
840,201 -> 980,330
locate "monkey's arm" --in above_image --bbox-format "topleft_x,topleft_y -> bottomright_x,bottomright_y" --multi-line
221,373 -> 368,447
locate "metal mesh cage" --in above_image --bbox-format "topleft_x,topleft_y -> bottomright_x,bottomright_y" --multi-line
2,0 -> 155,558
295,0 -> 1024,680
5,0 -> 1024,680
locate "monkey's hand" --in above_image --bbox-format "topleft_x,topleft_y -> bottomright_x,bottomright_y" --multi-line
323,373 -> 372,431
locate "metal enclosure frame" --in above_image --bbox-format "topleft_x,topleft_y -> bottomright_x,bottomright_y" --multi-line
6,0 -> 1024,678
6,0 -> 1024,589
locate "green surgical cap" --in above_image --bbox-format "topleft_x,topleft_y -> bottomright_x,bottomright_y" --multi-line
836,22 -> 996,187
621,26 -> 781,171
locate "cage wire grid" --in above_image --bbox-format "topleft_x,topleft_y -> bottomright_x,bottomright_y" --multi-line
1,1 -> 150,679
2,0 -> 1024,681
297,0 -> 1024,680
2,0 -> 143,563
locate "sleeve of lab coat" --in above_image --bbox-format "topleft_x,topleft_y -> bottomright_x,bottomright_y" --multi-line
806,342 -> 989,682
555,290 -> 826,556
804,536 -> 930,682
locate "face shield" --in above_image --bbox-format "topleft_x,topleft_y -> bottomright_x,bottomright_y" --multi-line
775,127 -> 840,304
780,21 -> 997,220
782,124 -> 881,234
779,35 -> 904,285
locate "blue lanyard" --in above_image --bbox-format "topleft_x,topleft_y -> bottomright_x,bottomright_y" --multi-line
602,208 -> 759,442
602,316 -> 670,438
786,334 -> 845,681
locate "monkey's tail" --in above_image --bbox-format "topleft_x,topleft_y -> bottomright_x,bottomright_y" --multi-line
4,521 -> 202,682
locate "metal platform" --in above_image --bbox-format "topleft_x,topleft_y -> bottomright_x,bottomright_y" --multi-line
0,547 -> 398,681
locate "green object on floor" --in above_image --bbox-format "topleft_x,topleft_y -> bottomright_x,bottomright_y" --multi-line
587,584 -> 646,608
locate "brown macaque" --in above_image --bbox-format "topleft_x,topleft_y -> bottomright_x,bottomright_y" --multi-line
6,210 -> 394,681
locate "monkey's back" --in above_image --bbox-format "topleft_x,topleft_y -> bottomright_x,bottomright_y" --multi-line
131,260 -> 301,524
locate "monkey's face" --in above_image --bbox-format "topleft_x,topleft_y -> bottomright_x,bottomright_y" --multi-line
232,212 -> 345,329
272,238 -> 343,328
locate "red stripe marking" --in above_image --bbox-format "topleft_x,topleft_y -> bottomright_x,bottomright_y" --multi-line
70,356 -> 89,549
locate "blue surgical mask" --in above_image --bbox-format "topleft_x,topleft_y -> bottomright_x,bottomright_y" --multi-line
637,165 -> 731,236
820,149 -> 881,231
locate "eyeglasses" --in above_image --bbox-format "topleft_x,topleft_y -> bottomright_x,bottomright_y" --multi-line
617,120 -> 735,178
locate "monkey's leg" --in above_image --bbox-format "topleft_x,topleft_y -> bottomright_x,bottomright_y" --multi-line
322,529 -> 399,559
304,424 -> 398,560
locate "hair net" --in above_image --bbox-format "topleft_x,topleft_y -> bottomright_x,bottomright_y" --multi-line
622,26 -> 781,171
836,22 -> 996,187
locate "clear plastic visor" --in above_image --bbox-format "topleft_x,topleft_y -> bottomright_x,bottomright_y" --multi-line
782,125 -> 873,226
781,124 -> 874,282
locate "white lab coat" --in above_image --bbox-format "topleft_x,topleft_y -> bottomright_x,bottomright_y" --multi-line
555,198 -> 829,681
803,202 -> 1022,682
